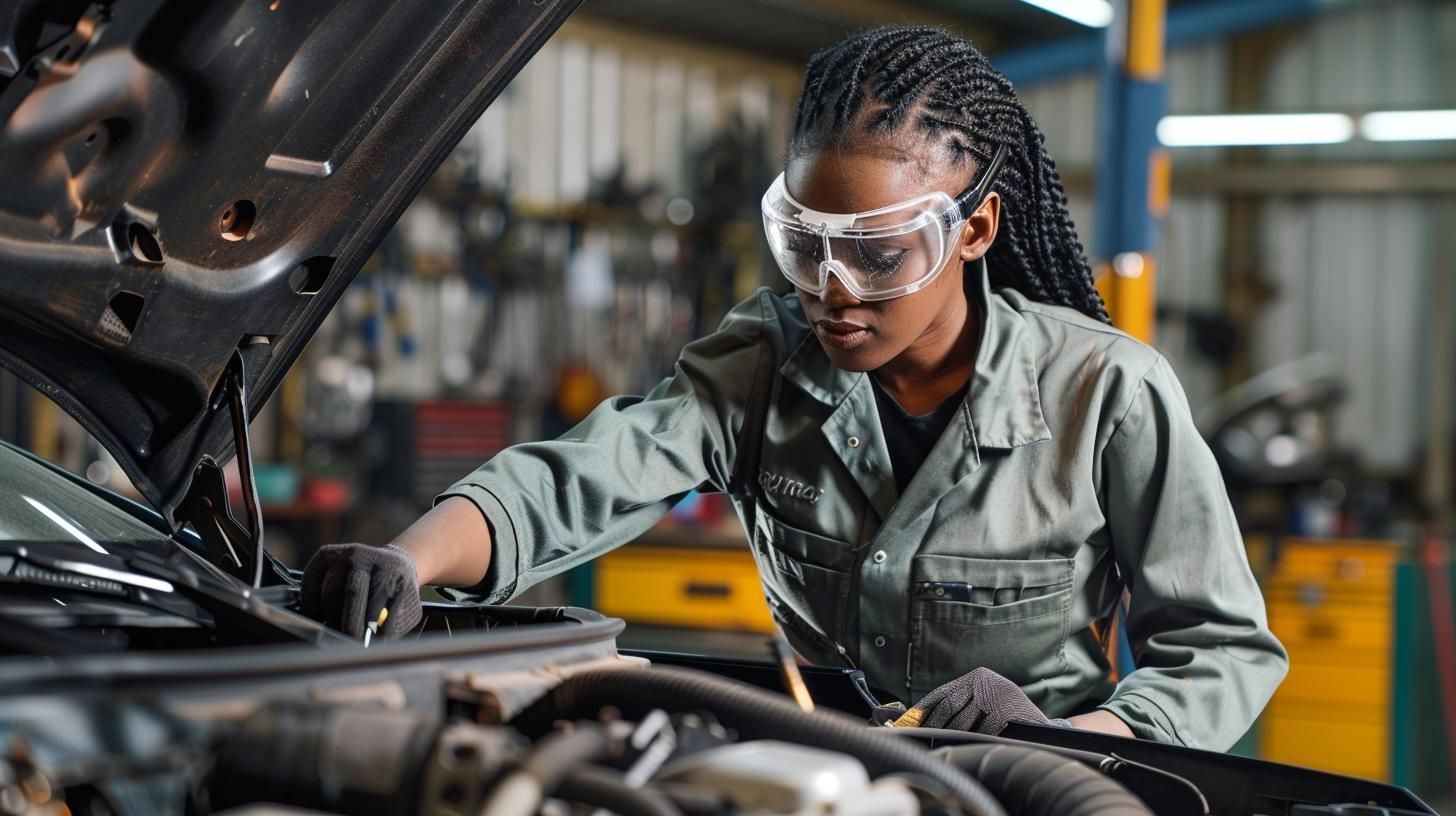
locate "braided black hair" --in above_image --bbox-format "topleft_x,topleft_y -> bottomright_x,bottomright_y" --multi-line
789,26 -> 1109,322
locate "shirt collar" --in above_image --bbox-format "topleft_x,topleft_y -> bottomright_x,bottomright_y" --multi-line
780,260 -> 1052,452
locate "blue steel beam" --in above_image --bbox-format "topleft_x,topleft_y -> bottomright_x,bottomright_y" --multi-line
1094,66 -> 1165,258
993,0 -> 1328,86
1092,0 -> 1166,342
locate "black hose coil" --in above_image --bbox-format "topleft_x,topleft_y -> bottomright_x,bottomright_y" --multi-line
938,744 -> 1151,816
515,666 -> 1008,816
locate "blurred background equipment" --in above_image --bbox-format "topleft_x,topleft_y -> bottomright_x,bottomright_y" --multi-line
2,0 -> 1454,804
1201,353 -> 1354,529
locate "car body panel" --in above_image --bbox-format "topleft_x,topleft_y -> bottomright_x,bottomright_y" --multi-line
0,0 -> 580,526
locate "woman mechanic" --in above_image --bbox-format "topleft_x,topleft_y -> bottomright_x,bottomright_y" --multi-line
303,26 -> 1287,750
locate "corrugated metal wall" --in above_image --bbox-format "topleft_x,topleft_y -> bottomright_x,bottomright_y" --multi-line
465,28 -> 793,207
1154,43 -> 1229,412
1021,0 -> 1455,470
1255,0 -> 1454,471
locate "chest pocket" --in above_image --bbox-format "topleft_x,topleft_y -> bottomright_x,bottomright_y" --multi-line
750,502 -> 855,655
909,554 -> 1074,701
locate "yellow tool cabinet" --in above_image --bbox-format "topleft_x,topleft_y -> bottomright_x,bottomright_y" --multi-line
595,543 -> 775,634
1258,539 -> 1399,781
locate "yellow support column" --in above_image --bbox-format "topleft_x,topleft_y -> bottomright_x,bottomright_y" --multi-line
1100,253 -> 1158,344
1094,0 -> 1168,346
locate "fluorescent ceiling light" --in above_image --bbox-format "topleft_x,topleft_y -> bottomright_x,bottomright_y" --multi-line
1157,114 -> 1355,147
1361,110 -> 1456,142
1017,0 -> 1114,28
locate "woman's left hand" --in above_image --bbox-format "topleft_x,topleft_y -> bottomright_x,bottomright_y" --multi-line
892,667 -> 1050,734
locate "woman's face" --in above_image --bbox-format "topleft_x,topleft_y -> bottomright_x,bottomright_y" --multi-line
784,140 -> 1000,372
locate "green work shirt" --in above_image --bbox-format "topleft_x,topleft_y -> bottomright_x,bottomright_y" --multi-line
440,267 -> 1288,750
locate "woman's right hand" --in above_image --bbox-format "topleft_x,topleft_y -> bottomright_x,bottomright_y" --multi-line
299,497 -> 494,639
300,543 -> 423,639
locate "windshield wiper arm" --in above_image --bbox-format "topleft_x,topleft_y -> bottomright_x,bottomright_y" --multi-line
0,549 -> 174,596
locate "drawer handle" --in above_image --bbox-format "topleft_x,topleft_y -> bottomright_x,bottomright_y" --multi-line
1298,581 -> 1327,607
1335,557 -> 1367,582
684,582 -> 732,598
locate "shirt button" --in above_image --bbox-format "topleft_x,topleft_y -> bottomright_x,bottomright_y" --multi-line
836,643 -> 848,655
872,550 -> 887,564
847,436 -> 860,448
874,636 -> 887,648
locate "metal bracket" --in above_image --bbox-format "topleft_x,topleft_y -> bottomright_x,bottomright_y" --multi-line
176,352 -> 266,587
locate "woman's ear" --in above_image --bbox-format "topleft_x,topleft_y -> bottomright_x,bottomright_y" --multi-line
959,191 -> 1001,262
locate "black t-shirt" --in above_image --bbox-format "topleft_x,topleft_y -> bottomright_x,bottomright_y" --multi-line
870,376 -> 971,494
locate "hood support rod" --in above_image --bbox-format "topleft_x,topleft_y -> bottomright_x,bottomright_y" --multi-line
224,352 -> 267,589
176,351 -> 267,588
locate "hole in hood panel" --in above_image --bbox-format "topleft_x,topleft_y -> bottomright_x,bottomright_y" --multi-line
219,200 -> 255,242
126,223 -> 163,264
97,290 -> 144,344
288,256 -> 333,295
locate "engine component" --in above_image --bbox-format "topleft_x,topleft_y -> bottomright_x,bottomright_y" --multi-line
206,703 -> 517,816
414,718 -> 527,815
516,666 -> 1009,816
479,722 -> 623,816
0,742 -> 57,816
659,741 -> 918,816
556,765 -> 684,816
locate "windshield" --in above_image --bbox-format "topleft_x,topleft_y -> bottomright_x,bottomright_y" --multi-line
0,441 -> 172,553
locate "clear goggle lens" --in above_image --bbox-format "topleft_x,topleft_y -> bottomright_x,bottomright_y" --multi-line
760,144 -> 1008,302
762,214 -> 952,301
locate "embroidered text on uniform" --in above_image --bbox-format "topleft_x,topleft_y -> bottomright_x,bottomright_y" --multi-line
759,469 -> 823,504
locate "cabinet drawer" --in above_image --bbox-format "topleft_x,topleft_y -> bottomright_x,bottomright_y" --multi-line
596,546 -> 774,633
1270,658 -> 1390,710
1268,603 -> 1391,657
1264,540 -> 1398,600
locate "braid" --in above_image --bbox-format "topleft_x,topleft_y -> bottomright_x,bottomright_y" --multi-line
787,26 -> 1109,322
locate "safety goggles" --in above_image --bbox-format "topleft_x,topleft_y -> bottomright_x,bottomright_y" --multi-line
762,144 -> 1009,301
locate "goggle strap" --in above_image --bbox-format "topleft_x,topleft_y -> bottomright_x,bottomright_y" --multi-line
948,142 -> 1011,223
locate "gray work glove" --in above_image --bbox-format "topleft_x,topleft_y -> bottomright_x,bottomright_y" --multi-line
301,543 -> 423,639
893,667 -> 1054,734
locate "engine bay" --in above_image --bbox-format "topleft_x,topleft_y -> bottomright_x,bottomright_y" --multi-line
0,601 -> 1436,816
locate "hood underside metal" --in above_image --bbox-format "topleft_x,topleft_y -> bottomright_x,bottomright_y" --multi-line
0,0 -> 579,527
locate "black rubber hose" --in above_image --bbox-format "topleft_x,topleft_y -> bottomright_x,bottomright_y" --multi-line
900,728 -> 1209,812
516,667 -> 1008,816
937,744 -> 1151,816
556,766 -> 685,816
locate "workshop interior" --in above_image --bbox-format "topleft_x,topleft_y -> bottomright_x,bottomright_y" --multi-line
0,0 -> 1454,814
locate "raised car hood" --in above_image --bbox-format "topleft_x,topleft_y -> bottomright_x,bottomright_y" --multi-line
0,0 -> 578,527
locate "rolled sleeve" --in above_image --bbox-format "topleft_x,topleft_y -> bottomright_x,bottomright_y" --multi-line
1097,356 -> 1289,749
435,292 -> 775,602
436,481 -> 522,604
